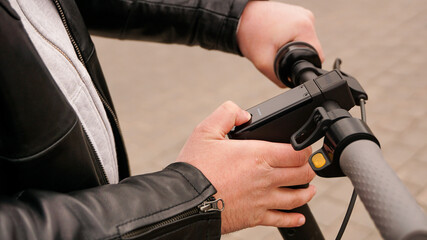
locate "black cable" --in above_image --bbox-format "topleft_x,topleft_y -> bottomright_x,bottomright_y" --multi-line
335,190 -> 358,240
335,98 -> 367,240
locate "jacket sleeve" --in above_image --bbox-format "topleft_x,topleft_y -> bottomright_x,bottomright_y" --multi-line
74,0 -> 250,55
0,162 -> 221,240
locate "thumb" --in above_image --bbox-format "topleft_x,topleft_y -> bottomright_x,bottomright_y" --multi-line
197,101 -> 251,139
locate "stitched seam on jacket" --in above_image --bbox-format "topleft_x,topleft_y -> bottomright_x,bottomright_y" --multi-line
0,119 -> 79,161
167,167 -> 200,194
116,183 -> 211,227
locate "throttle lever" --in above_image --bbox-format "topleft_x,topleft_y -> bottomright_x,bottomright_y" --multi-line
291,107 -> 330,150
291,106 -> 350,150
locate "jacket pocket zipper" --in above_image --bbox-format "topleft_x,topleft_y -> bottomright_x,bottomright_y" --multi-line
122,197 -> 224,239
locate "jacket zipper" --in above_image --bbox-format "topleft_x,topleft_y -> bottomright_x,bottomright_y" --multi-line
83,130 -> 109,185
52,0 -> 120,128
122,197 -> 224,239
54,0 -> 120,127
52,0 -> 121,183
52,0 -> 84,65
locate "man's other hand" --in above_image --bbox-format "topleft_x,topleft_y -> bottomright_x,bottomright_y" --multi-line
237,1 -> 324,87
177,101 -> 316,234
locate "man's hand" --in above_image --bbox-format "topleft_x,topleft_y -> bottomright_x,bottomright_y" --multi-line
177,101 -> 316,234
237,1 -> 324,87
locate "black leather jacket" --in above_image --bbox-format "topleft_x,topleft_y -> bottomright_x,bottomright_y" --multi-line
0,0 -> 248,239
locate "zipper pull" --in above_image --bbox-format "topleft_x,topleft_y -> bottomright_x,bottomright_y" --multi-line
198,198 -> 225,213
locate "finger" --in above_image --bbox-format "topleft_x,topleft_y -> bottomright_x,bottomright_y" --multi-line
196,101 -> 251,139
256,143 -> 311,168
267,185 -> 316,210
269,163 -> 315,187
261,210 -> 306,228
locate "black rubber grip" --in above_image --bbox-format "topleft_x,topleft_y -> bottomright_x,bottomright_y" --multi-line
340,140 -> 427,240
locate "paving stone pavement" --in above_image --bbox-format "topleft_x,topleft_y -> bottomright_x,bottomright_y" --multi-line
92,0 -> 427,239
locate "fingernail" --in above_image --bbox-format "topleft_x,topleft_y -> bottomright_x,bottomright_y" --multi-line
298,217 -> 305,226
244,111 -> 252,121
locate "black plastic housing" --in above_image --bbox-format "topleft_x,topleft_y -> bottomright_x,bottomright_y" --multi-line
228,71 -> 355,143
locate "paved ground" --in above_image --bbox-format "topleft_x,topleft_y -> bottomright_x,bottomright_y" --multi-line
92,0 -> 427,239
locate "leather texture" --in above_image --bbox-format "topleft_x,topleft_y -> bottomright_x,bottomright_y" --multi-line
0,0 -> 249,238
0,0 -> 104,194
75,0 -> 248,55
0,163 -> 219,239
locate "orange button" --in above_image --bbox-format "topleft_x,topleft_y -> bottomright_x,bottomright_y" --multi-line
312,153 -> 326,168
